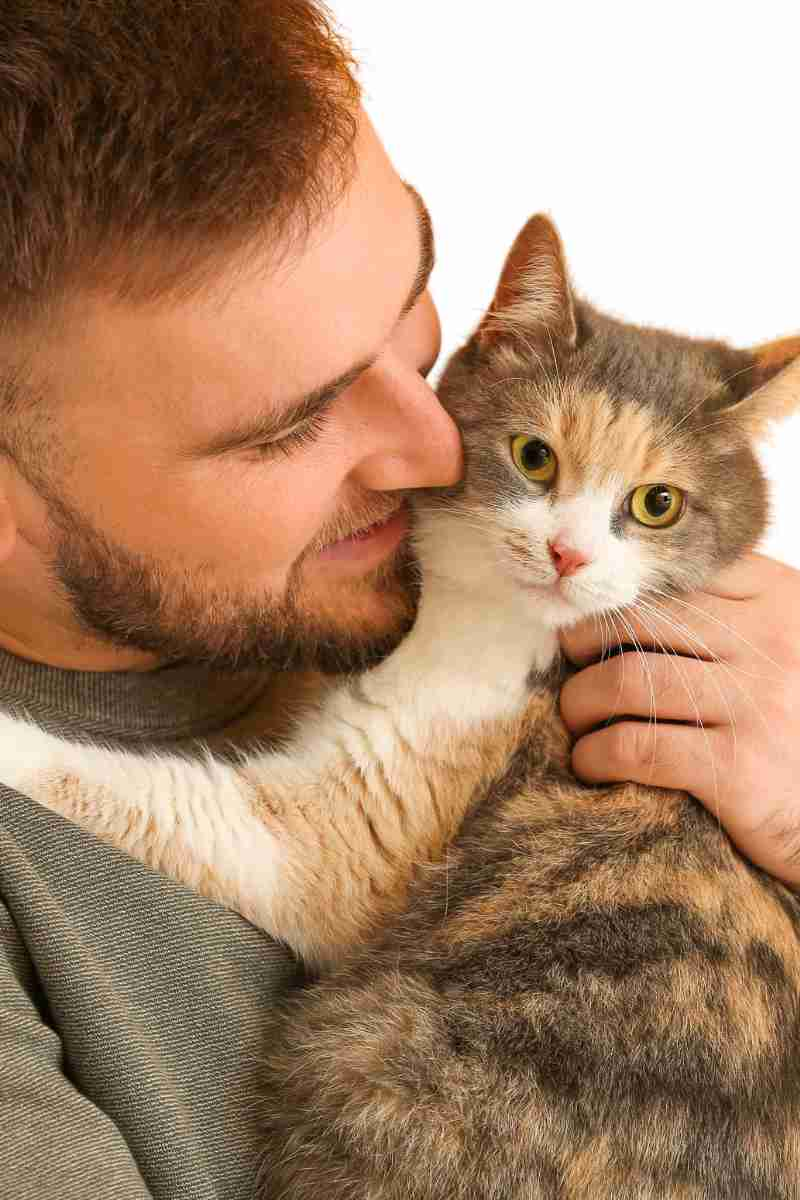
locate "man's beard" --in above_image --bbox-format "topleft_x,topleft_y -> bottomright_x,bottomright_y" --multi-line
43,491 -> 420,675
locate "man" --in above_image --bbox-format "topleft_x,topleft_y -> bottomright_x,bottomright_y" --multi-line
0,3 -> 798,1197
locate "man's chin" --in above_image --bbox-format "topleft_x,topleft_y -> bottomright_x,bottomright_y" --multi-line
185,539 -> 421,676
49,501 -> 421,676
302,556 -> 420,675
308,614 -> 414,675
65,580 -> 418,677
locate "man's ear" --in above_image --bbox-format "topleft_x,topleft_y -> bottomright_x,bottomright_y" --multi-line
476,214 -> 577,354
716,336 -> 800,438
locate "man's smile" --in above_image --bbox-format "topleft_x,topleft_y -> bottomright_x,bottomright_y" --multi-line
317,504 -> 410,565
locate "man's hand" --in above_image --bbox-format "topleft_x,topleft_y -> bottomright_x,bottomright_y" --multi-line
559,552 -> 800,888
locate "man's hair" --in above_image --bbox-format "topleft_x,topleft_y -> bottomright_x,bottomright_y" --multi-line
0,0 -> 359,465
0,0 -> 360,436
0,0 -> 360,316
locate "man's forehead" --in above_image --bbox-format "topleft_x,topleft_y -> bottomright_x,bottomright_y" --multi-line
48,122 -> 430,454
179,180 -> 435,460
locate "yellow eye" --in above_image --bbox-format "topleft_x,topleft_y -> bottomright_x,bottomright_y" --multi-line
511,436 -> 557,483
629,484 -> 685,528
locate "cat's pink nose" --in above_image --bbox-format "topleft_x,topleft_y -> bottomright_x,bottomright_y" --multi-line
548,537 -> 591,578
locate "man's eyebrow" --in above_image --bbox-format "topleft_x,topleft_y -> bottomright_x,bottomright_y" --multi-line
189,357 -> 377,460
189,182 -> 436,461
398,182 -> 436,321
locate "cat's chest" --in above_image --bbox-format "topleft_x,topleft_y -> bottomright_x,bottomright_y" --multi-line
475,685 -> 572,803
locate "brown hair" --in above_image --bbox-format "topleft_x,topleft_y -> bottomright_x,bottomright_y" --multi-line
0,0 -> 360,330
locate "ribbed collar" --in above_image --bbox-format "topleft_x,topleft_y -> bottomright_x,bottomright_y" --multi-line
0,644 -> 272,746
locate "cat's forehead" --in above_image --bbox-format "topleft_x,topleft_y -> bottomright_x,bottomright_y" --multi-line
466,316 -> 729,489
535,386 -> 698,491
469,366 -> 708,493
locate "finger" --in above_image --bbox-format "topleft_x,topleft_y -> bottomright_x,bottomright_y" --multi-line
560,653 -> 734,737
700,550 -> 774,601
731,800 -> 800,890
571,721 -> 730,803
559,612 -> 621,667
559,595 -> 735,668
572,721 -> 800,889
560,553 -> 788,670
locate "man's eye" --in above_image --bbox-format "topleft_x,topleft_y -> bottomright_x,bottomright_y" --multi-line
254,412 -> 330,459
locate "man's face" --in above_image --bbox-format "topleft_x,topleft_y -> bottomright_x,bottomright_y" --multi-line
8,115 -> 462,673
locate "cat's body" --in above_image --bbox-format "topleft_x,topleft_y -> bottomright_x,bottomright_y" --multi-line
2,215 -> 800,1196
259,724 -> 800,1199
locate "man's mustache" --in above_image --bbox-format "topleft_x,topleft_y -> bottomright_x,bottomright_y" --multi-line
306,496 -> 411,555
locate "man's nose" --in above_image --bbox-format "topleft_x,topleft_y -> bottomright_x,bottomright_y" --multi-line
548,537 -> 591,578
348,361 -> 463,491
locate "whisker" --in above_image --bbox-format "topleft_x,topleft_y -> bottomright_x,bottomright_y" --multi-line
612,607 -> 660,779
637,595 -> 779,758
578,584 -> 755,816
484,374 -> 552,393
634,602 -> 723,824
636,598 -> 739,749
646,585 -> 787,681
544,327 -> 567,409
600,605 -> 630,720
597,610 -> 611,662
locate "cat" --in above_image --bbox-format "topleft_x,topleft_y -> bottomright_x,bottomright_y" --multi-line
2,214 -> 800,1197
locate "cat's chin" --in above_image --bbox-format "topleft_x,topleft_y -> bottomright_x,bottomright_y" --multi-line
518,578 -> 633,633
517,582 -> 589,631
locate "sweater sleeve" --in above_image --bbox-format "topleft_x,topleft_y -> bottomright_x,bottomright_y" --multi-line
0,903 -> 154,1200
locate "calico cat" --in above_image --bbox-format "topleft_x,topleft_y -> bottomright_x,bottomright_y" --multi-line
2,214 -> 800,1197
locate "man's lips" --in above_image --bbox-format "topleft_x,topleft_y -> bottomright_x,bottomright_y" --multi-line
317,505 -> 410,563
345,510 -> 401,541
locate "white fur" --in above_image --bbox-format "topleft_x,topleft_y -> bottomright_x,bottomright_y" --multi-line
0,490 -> 630,961
552,486 -> 644,614
496,485 -> 644,628
0,711 -> 288,931
367,507 -> 559,733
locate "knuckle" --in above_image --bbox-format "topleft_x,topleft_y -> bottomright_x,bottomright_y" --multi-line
607,720 -> 656,770
651,653 -> 684,703
631,721 -> 661,768
628,652 -> 681,710
611,651 -> 641,696
756,806 -> 800,869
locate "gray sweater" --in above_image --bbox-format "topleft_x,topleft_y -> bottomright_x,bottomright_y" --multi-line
0,648 -> 299,1199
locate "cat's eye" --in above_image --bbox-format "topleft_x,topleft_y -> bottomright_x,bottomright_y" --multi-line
511,436 -> 557,483
629,484 -> 685,528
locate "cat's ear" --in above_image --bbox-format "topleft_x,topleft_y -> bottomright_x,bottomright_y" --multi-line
715,336 -> 800,438
476,214 -> 577,353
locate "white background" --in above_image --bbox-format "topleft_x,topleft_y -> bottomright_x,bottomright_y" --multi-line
332,1 -> 800,567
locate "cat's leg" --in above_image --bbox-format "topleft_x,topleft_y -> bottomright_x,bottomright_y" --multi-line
0,587 -> 550,966
0,710 -> 292,940
0,696 -> 479,968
